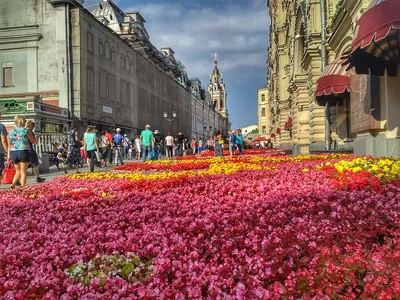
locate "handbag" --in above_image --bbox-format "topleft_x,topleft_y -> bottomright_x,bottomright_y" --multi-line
95,151 -> 102,162
74,140 -> 83,148
1,160 -> 16,185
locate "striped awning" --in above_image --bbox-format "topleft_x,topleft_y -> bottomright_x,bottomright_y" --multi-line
315,58 -> 352,105
343,0 -> 400,76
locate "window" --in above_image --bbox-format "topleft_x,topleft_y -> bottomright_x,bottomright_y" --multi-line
262,126 -> 266,134
2,65 -> 14,87
261,94 -> 265,101
87,32 -> 93,53
99,69 -> 107,99
261,108 -> 266,117
110,48 -> 115,63
108,74 -> 115,102
121,54 -> 125,69
99,39 -> 104,56
104,42 -> 110,60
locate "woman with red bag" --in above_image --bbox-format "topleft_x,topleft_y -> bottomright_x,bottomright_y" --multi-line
8,115 -> 37,188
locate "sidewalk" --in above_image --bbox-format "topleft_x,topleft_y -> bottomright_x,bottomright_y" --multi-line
0,161 -> 127,190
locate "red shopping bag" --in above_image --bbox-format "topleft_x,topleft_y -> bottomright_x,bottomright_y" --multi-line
1,160 -> 16,185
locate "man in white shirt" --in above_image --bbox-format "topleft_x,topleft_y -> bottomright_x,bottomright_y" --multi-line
165,133 -> 174,159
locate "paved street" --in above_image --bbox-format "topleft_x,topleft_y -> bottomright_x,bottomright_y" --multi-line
0,161 -> 129,190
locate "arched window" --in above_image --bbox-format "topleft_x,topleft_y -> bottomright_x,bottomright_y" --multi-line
99,39 -> 104,56
104,42 -> 110,60
121,54 -> 125,69
110,47 -> 115,63
87,32 -> 93,53
261,94 -> 265,101
125,55 -> 129,70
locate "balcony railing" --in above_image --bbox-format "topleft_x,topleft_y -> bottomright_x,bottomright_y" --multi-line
35,133 -> 67,154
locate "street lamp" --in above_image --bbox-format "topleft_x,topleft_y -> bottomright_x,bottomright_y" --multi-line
163,110 -> 177,133
204,125 -> 213,140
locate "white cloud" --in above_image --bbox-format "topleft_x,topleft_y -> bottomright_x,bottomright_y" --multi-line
123,1 -> 270,85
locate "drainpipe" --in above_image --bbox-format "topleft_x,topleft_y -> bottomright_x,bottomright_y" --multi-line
66,3 -> 73,121
320,0 -> 331,150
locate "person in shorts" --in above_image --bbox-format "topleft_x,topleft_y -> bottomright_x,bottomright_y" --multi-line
8,115 -> 37,188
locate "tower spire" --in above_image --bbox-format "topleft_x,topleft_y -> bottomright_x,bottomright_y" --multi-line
214,53 -> 217,62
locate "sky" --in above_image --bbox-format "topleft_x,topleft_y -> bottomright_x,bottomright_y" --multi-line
85,0 -> 270,129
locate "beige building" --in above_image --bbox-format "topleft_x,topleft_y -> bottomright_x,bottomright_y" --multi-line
257,87 -> 269,138
267,0 -> 400,156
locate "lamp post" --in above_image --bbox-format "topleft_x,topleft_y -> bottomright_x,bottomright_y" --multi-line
163,110 -> 177,133
204,125 -> 213,140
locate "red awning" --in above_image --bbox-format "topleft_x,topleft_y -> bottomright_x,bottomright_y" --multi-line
316,58 -> 352,98
343,0 -> 400,76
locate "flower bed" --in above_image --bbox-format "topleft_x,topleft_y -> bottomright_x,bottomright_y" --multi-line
0,155 -> 400,298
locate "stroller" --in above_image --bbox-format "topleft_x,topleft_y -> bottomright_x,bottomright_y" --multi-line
57,148 -> 68,174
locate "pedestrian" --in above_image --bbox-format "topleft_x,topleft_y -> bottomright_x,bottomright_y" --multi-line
153,130 -> 163,160
176,132 -> 185,157
198,138 -> 203,153
134,134 -> 142,160
140,124 -> 154,162
0,114 -> 9,179
123,134 -> 131,158
228,130 -> 237,157
106,128 -> 113,164
25,121 -> 46,183
112,128 -> 124,166
165,132 -> 174,159
8,115 -> 37,188
128,141 -> 134,160
99,130 -> 111,167
236,129 -> 243,155
191,138 -> 197,155
214,130 -> 223,157
83,126 -> 100,172
66,125 -> 82,174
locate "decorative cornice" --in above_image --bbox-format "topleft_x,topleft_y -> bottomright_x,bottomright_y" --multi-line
0,26 -> 42,45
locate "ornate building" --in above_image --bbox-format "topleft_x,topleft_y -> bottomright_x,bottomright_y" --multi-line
267,0 -> 400,156
257,88 -> 270,138
206,54 -> 228,120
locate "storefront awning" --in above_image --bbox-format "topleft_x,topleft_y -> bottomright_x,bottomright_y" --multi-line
316,58 -> 352,106
343,0 -> 400,76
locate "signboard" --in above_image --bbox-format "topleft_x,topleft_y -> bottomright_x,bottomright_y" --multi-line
103,106 -> 112,114
350,73 -> 382,133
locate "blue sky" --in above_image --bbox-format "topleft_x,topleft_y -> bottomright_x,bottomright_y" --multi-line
85,0 -> 270,129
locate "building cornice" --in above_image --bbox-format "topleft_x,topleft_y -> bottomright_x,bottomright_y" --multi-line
0,26 -> 42,45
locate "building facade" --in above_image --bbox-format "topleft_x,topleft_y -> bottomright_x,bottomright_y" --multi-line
267,0 -> 400,157
0,0 -> 229,146
257,87 -> 270,138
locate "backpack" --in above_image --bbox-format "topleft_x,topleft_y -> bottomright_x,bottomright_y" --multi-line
113,134 -> 123,146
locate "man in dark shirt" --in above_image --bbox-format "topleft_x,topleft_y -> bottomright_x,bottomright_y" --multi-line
176,132 -> 185,157
0,115 -> 9,177
153,130 -> 163,159
26,121 -> 46,183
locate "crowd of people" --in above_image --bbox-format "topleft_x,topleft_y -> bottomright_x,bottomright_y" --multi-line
0,114 -> 249,188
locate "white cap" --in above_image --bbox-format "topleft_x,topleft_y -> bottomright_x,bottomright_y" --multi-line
116,128 -> 121,132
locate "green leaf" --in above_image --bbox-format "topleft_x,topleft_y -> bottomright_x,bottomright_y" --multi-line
121,263 -> 134,278
144,259 -> 153,267
131,257 -> 140,267
67,264 -> 78,275
99,276 -> 107,288
83,276 -> 91,285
